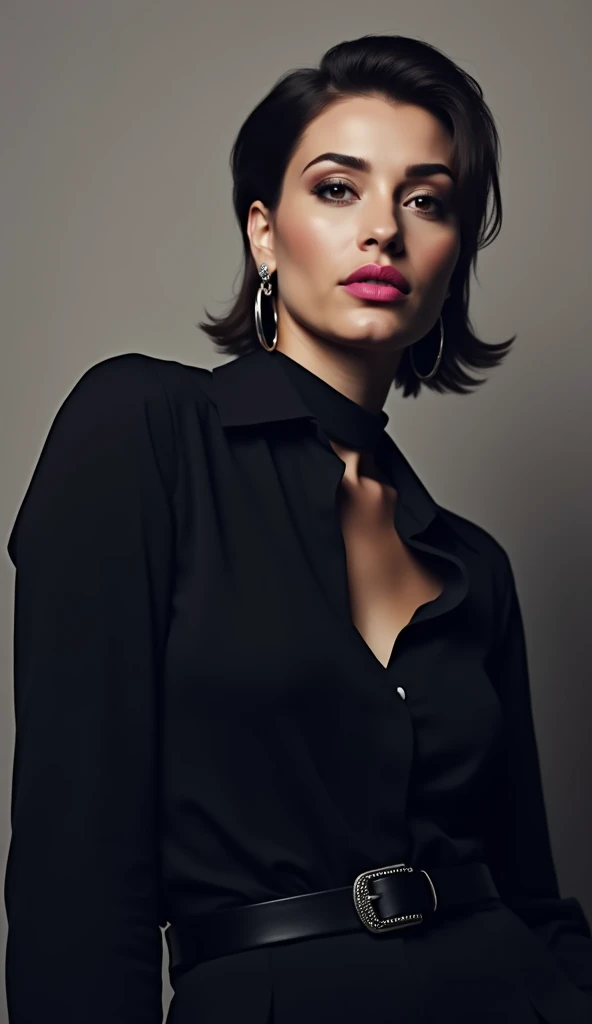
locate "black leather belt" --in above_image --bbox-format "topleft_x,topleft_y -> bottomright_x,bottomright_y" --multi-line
165,860 -> 499,985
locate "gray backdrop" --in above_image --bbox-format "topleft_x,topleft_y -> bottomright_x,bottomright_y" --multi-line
1,1 -> 591,1019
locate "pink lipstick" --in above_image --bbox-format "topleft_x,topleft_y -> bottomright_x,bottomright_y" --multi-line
342,281 -> 408,302
341,263 -> 411,303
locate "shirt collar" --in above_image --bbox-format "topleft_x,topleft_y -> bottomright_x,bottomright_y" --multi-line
211,346 -> 452,540
212,346 -> 318,429
271,349 -> 388,454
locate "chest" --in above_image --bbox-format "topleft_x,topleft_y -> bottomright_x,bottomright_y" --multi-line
163,420 -> 501,788
335,470 -> 444,669
168,424 -> 487,695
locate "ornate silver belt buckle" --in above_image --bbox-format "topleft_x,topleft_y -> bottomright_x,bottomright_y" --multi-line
352,862 -> 438,933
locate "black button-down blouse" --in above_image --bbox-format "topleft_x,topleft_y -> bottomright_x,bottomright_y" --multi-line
4,344 -> 592,1023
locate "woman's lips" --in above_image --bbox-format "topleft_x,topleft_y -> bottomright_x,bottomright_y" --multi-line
342,281 -> 409,302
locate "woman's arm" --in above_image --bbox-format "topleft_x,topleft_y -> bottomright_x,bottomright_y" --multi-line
482,548 -> 592,996
4,354 -> 177,1023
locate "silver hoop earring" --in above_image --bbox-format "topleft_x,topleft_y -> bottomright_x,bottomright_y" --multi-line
409,314 -> 444,380
255,263 -> 278,351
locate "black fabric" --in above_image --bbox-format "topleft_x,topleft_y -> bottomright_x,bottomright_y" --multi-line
272,348 -> 388,452
4,344 -> 592,1024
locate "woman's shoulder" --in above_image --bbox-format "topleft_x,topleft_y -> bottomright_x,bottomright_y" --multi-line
42,350 -> 218,479
69,350 -> 215,411
16,349 -> 217,479
7,352 -> 214,566
48,350 -> 216,464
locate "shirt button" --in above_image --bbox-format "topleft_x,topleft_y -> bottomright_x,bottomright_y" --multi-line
397,687 -> 406,700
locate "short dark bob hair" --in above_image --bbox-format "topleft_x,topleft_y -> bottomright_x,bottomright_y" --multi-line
198,34 -> 516,398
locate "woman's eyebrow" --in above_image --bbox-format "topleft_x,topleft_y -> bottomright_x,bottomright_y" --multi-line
300,151 -> 455,183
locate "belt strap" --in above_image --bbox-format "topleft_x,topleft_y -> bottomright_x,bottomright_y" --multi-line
166,861 -> 499,985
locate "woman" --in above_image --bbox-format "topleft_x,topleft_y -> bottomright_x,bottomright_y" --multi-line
4,33 -> 592,1024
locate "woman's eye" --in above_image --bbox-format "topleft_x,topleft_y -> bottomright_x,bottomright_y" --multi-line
311,179 -> 446,217
408,194 -> 446,217
311,179 -> 356,204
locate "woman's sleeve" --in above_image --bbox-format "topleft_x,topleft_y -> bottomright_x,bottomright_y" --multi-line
481,548 -> 592,997
4,353 -> 177,1023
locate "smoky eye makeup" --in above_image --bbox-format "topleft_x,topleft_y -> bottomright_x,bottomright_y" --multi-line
309,176 -> 451,218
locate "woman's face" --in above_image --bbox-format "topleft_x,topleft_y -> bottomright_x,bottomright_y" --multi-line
247,94 -> 461,356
